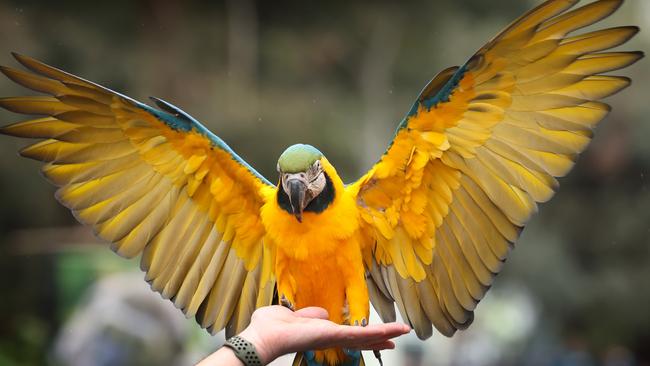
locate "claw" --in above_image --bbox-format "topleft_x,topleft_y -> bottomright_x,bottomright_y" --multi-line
280,294 -> 295,311
352,318 -> 368,327
373,350 -> 383,366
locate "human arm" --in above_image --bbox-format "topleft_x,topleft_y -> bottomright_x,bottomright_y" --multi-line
196,305 -> 411,365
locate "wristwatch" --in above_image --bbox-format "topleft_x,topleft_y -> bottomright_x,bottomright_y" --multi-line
223,335 -> 263,366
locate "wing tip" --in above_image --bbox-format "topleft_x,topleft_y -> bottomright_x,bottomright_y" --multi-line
0,65 -> 13,78
10,51 -> 34,69
0,97 -> 18,114
0,126 -> 12,137
0,122 -> 23,137
18,145 -> 40,161
439,326 -> 457,338
618,75 -> 632,88
601,0 -> 625,10
615,25 -> 640,40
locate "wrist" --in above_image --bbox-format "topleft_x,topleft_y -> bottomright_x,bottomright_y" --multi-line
238,328 -> 275,365
196,347 -> 242,366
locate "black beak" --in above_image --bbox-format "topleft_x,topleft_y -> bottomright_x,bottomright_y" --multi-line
287,179 -> 307,222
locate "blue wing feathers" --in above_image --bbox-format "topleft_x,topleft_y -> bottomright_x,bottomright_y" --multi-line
420,63 -> 468,111
384,62 -> 468,155
137,97 -> 273,186
404,63 -> 468,121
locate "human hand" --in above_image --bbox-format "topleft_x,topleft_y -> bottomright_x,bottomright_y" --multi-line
237,305 -> 411,364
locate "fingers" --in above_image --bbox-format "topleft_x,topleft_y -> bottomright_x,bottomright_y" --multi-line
354,340 -> 395,351
326,323 -> 410,349
294,306 -> 329,320
344,322 -> 411,339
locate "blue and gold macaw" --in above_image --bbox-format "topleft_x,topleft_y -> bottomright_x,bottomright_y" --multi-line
0,1 -> 643,365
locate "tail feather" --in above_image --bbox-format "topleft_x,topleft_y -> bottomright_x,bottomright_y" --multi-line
292,352 -> 305,366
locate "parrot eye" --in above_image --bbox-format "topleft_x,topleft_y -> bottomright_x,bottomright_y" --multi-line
308,160 -> 321,177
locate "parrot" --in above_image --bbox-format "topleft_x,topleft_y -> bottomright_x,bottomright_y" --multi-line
0,0 -> 643,365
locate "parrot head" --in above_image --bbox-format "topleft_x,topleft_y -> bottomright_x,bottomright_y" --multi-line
277,144 -> 329,222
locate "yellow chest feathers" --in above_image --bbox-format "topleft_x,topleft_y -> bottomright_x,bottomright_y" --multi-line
260,160 -> 361,260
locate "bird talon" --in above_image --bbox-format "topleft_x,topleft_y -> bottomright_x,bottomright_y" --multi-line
352,317 -> 368,327
373,350 -> 383,366
352,318 -> 368,327
280,294 -> 295,311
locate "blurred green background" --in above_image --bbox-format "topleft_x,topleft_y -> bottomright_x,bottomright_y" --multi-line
0,0 -> 648,365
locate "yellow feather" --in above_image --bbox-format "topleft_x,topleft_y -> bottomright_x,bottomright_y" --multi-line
431,252 -> 470,324
180,226 -> 224,315
115,184 -> 178,258
416,278 -> 455,336
142,193 -> 192,278
55,126 -> 127,143
21,139 -> 136,163
196,249 -> 241,329
57,163 -> 153,210
554,75 -> 630,100
0,65 -> 66,94
184,154 -> 208,175
208,252 -> 247,331
162,215 -> 212,299
559,26 -> 639,54
389,267 -> 432,339
0,96 -> 75,115
565,52 -> 644,75
514,73 -> 585,95
55,110 -> 117,127
448,195 -> 503,273
445,210 -> 493,287
495,0 -> 577,42
42,153 -> 141,186
476,146 -> 556,202
72,171 -> 162,225
532,0 -> 623,42
57,95 -> 112,116
438,223 -> 484,302
0,117 -> 78,138
96,177 -> 172,242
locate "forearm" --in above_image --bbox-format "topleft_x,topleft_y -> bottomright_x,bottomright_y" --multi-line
196,347 -> 244,366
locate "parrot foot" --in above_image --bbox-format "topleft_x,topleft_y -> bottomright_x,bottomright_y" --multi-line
373,350 -> 383,366
352,318 -> 368,327
280,294 -> 295,311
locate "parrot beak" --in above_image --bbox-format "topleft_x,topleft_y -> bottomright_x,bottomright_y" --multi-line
287,178 -> 307,222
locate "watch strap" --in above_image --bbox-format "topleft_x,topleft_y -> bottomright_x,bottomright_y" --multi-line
223,335 -> 263,366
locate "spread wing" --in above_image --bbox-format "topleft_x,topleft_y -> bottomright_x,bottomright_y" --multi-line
0,53 -> 276,337
351,0 -> 643,338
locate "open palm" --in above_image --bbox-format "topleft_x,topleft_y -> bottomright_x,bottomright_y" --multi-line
238,306 -> 411,364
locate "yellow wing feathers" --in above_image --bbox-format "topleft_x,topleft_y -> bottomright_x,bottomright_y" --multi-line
0,53 -> 274,336
354,0 -> 642,339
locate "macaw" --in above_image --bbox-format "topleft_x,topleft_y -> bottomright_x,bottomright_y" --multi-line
0,0 -> 642,365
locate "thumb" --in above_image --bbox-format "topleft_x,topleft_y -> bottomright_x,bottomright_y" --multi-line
294,307 -> 329,320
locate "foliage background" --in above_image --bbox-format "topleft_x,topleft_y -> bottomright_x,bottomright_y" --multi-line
0,0 -> 648,365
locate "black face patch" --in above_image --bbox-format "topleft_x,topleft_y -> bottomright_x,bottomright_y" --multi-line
277,172 -> 335,215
